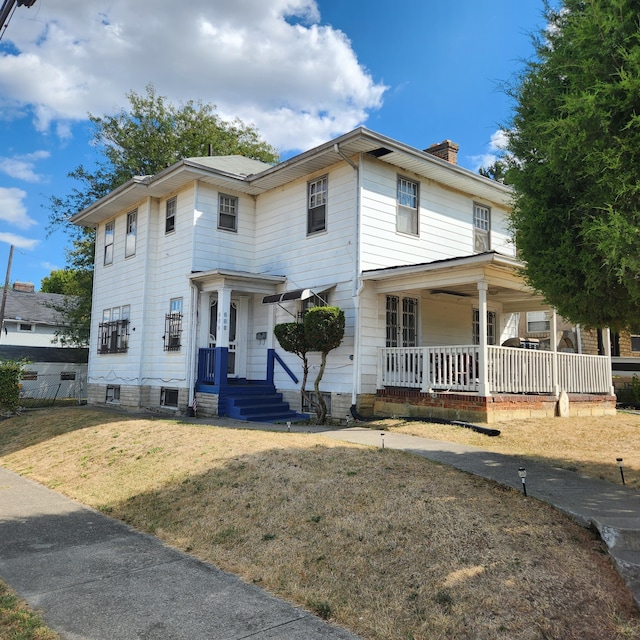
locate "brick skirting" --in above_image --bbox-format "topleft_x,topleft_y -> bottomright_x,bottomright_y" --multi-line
374,388 -> 616,423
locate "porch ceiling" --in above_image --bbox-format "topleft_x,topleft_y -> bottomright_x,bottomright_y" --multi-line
361,252 -> 548,310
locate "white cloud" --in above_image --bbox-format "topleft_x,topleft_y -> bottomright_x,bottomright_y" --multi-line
0,150 -> 50,182
0,233 -> 39,250
0,0 -> 386,152
0,187 -> 38,228
469,129 -> 510,171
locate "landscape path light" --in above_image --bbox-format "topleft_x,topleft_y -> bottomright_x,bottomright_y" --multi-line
617,458 -> 625,485
381,432 -> 385,449
518,467 -> 527,497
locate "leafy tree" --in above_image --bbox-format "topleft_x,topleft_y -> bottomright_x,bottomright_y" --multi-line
48,84 -> 279,344
505,0 -> 640,329
40,261 -> 93,347
274,306 -> 345,424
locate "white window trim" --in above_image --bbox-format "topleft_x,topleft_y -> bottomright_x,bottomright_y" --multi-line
397,176 -> 419,236
473,203 -> 491,252
218,193 -> 238,232
307,176 -> 328,234
125,209 -> 137,258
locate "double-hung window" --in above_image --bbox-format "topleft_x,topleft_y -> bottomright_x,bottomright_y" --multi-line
104,221 -> 114,265
397,177 -> 419,235
473,203 -> 490,252
218,194 -> 238,232
164,298 -> 183,351
307,176 -> 327,234
386,295 -> 418,347
125,210 -> 137,257
526,311 -> 550,333
98,305 -> 130,353
166,197 -> 176,234
472,308 -> 497,345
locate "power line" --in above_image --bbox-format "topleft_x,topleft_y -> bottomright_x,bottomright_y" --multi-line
0,0 -> 37,41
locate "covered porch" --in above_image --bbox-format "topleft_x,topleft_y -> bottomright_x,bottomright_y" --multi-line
361,252 -> 616,423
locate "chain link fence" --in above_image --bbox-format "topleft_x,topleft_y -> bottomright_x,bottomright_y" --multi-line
19,372 -> 87,408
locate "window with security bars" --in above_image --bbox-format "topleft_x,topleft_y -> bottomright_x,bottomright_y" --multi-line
397,176 -> 419,235
473,203 -> 490,252
386,295 -> 418,347
98,305 -> 130,353
161,387 -> 179,408
472,308 -> 497,345
164,298 -> 183,351
307,176 -> 327,234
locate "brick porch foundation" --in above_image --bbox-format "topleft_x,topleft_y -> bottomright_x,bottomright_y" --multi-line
374,388 -> 617,423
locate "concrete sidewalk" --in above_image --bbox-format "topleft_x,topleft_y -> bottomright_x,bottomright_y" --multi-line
0,465 -> 361,640
320,426 -> 640,608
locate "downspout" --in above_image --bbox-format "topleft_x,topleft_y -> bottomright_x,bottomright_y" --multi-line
333,143 -> 362,408
138,196 -> 154,399
187,181 -> 201,411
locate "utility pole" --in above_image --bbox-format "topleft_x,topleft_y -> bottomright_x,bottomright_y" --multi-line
0,0 -> 37,41
0,244 -> 14,340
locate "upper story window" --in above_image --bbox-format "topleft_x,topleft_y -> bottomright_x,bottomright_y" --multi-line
164,298 -> 183,351
397,177 -> 419,236
473,203 -> 490,252
104,221 -> 114,265
307,176 -> 327,234
17,323 -> 34,332
98,305 -> 130,354
125,210 -> 137,257
218,194 -> 238,232
166,197 -> 176,234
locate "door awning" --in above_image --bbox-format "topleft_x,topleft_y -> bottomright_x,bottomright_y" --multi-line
262,285 -> 334,304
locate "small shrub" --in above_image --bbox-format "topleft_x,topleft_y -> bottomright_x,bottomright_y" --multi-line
307,598 -> 332,620
0,360 -> 23,413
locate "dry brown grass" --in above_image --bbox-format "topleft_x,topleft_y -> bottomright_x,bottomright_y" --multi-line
0,406 -> 639,640
378,412 -> 640,490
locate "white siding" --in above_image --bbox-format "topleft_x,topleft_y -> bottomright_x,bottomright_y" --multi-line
359,156 -> 514,272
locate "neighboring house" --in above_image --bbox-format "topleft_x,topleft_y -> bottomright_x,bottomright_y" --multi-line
0,282 -> 88,401
71,128 -> 615,423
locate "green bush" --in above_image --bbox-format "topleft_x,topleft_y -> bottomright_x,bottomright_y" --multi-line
0,361 -> 23,413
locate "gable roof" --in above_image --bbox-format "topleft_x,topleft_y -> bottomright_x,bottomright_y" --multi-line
71,127 -> 513,227
2,289 -> 69,325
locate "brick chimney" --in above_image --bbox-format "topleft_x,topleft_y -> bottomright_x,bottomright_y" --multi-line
13,282 -> 35,293
425,140 -> 459,164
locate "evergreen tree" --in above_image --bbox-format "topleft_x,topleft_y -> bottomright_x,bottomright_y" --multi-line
506,0 -> 640,329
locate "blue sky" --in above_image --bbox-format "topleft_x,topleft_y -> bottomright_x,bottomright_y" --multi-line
0,0 -> 548,289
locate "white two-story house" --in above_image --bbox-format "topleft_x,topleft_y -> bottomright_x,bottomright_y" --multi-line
71,128 -> 615,423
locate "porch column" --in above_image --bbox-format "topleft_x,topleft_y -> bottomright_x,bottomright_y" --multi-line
216,287 -> 232,348
602,327 -> 616,395
551,308 -> 559,395
477,281 -> 491,397
199,292 -> 211,346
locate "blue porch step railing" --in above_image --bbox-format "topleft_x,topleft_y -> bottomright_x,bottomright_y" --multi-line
196,347 -> 307,422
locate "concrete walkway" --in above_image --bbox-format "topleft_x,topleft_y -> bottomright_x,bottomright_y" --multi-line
1,415 -> 640,639
0,464 -> 361,640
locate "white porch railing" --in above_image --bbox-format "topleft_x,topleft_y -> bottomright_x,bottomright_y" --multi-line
378,345 -> 612,395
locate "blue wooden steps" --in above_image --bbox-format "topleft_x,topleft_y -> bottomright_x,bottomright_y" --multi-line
220,379 -> 309,423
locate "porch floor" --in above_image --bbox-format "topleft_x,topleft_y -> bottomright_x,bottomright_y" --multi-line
375,387 -> 617,424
